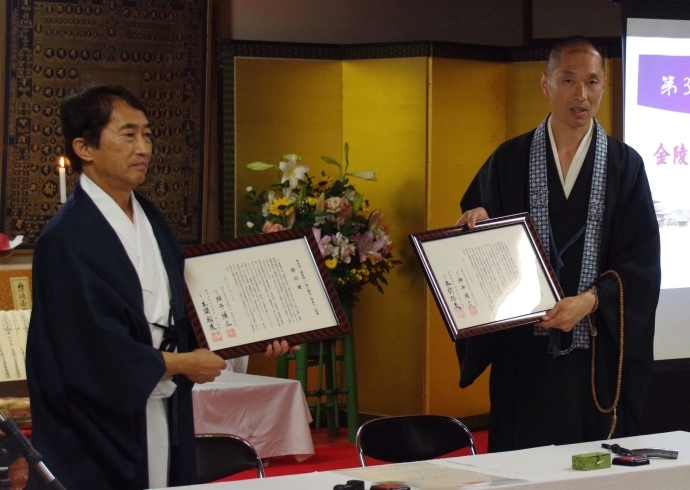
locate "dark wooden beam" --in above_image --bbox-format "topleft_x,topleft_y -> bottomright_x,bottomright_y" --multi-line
523,0 -> 533,45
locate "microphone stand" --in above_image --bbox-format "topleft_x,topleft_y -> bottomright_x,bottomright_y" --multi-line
0,411 -> 65,490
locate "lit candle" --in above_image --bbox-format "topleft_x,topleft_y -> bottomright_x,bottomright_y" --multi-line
58,157 -> 66,203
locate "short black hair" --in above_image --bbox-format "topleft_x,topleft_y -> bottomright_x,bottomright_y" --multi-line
60,84 -> 148,172
545,36 -> 605,75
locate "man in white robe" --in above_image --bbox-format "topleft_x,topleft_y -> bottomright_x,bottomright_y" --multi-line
27,84 -> 293,490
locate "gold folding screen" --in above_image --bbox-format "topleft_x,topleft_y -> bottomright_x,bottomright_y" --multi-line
222,40 -> 621,422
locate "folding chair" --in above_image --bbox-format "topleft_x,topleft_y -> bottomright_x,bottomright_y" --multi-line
355,415 -> 476,467
195,433 -> 265,482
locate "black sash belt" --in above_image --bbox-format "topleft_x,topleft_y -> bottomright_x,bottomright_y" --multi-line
151,299 -> 179,353
546,223 -> 586,358
150,299 -> 189,446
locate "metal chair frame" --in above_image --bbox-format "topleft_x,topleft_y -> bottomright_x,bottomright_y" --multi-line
355,415 -> 477,467
195,433 -> 265,482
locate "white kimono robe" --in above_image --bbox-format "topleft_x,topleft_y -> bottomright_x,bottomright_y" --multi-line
81,173 -> 176,489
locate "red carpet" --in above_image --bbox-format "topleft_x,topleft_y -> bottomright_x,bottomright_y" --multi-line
218,429 -> 488,482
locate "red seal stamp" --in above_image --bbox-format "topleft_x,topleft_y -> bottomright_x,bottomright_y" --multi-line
211,331 -> 222,342
226,328 -> 237,338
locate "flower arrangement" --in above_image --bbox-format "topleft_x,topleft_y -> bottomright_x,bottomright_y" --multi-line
242,144 -> 401,307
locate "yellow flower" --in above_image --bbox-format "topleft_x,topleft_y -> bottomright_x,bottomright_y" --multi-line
313,175 -> 335,192
357,201 -> 370,218
268,197 -> 294,215
306,196 -> 319,206
325,257 -> 338,269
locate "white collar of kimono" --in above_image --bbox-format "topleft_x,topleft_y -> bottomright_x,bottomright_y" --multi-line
80,173 -> 139,262
79,173 -> 170,323
547,117 -> 593,199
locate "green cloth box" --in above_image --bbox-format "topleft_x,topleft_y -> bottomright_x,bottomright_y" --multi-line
572,452 -> 611,471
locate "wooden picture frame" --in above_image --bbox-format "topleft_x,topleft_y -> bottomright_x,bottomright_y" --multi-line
183,228 -> 350,358
409,213 -> 563,341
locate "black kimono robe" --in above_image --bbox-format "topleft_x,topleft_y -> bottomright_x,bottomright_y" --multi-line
457,127 -> 661,452
26,183 -> 197,489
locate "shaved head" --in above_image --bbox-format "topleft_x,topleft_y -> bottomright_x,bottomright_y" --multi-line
546,36 -> 605,75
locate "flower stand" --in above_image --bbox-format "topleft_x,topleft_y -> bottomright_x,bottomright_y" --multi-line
277,331 -> 359,443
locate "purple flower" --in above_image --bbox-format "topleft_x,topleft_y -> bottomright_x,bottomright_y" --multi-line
352,231 -> 386,263
312,227 -> 327,257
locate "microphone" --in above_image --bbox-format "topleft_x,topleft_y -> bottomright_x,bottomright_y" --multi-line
0,411 -> 65,490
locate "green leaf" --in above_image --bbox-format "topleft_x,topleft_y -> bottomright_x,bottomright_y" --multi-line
247,162 -> 276,171
321,156 -> 341,167
282,154 -> 302,161
343,142 -> 350,178
340,221 -> 354,236
330,180 -> 346,196
316,192 -> 325,213
353,194 -> 364,213
347,170 -> 379,181
298,184 -> 307,202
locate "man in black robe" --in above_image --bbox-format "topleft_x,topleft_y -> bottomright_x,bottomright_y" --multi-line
456,37 -> 661,452
26,85 -> 292,489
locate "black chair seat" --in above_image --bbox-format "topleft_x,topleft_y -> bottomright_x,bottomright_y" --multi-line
356,415 -> 477,466
195,433 -> 265,482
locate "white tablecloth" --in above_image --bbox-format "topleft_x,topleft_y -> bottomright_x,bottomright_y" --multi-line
166,431 -> 690,490
441,430 -> 690,489
192,371 -> 314,462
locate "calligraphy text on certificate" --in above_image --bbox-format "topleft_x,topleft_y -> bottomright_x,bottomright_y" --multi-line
185,239 -> 337,350
422,224 -> 557,330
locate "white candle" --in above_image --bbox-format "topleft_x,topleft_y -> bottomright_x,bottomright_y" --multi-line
58,157 -> 66,203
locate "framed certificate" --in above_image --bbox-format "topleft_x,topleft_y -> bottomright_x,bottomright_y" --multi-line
183,228 -> 351,359
409,213 -> 563,341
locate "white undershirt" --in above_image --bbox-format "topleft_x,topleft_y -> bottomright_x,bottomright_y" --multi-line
547,117 -> 594,199
80,174 -> 175,489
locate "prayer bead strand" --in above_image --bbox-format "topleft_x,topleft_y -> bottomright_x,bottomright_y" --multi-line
589,269 -> 624,440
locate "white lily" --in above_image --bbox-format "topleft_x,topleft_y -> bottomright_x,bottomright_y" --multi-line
347,170 -> 379,181
282,187 -> 298,199
279,155 -> 309,189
